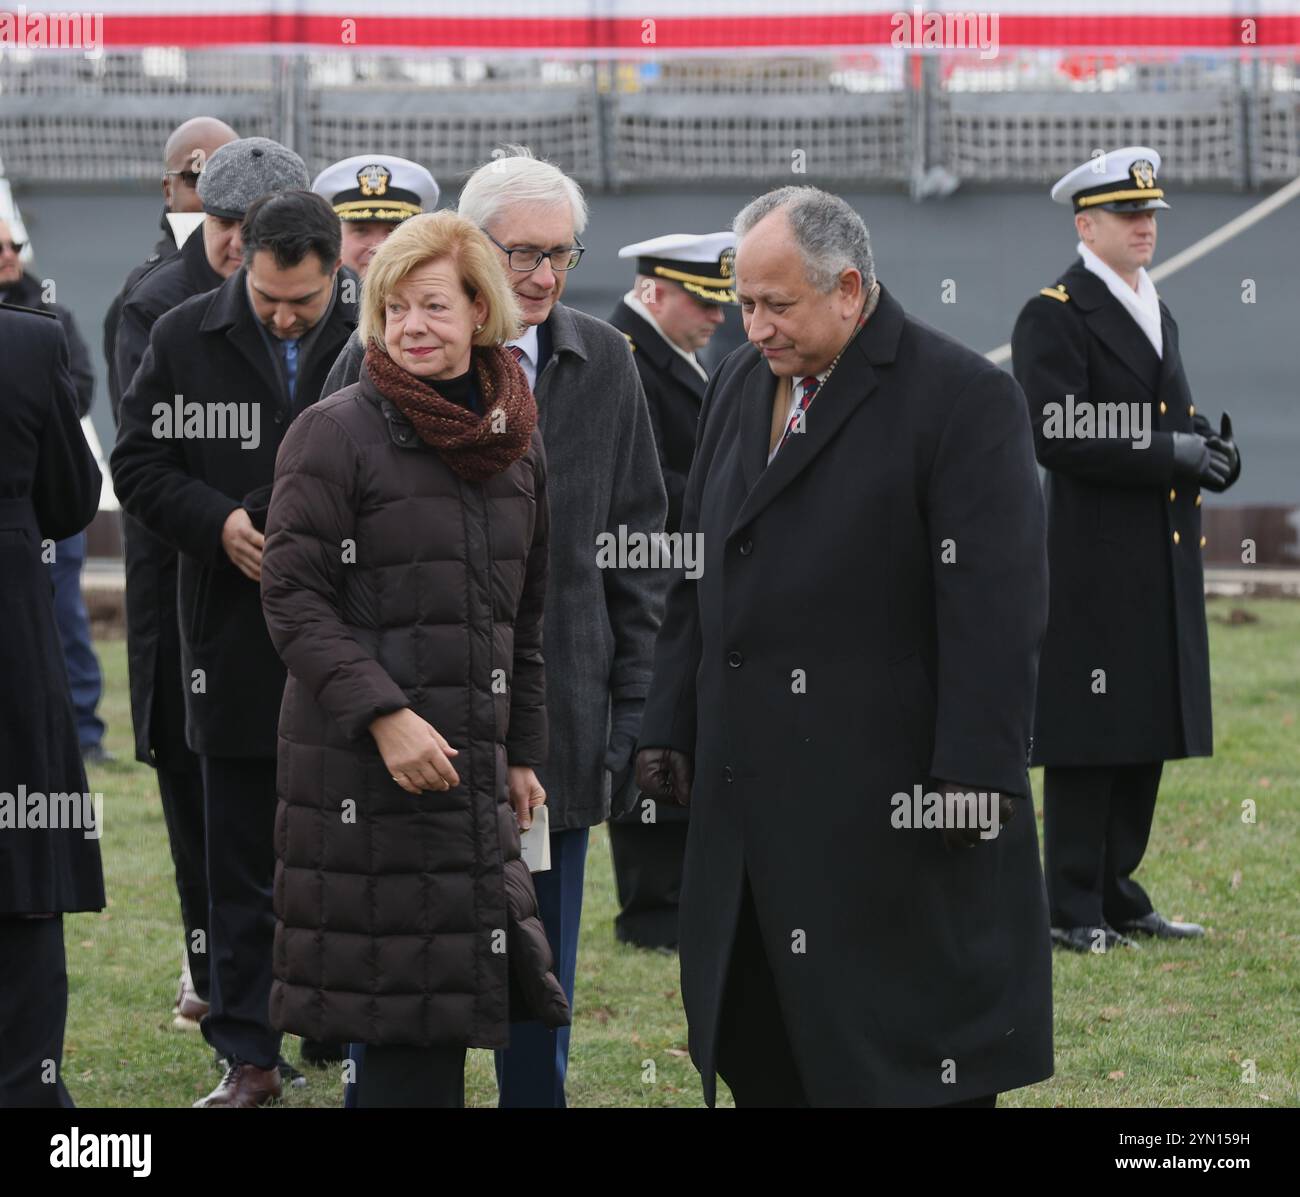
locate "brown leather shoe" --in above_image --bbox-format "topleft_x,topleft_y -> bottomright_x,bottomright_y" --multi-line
172,960 -> 210,1031
192,1062 -> 282,1108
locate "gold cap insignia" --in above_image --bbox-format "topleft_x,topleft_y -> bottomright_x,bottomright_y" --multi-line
357,164 -> 391,198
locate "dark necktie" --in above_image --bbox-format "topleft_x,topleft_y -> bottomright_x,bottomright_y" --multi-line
775,376 -> 821,455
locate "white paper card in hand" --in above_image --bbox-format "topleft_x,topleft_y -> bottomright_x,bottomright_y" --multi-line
519,803 -> 550,873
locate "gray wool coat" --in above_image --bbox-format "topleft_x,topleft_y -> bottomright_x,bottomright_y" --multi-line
320,303 -> 668,830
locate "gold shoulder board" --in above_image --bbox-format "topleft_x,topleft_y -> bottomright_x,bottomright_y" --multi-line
621,331 -> 636,352
1038,285 -> 1070,303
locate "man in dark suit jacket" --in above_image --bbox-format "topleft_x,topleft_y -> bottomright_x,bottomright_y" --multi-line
0,304 -> 104,1107
113,190 -> 357,1107
1012,147 -> 1241,954
605,231 -> 736,950
636,186 -> 1053,1107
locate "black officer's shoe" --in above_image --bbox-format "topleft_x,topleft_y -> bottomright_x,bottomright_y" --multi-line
1050,925 -> 1140,953
1114,911 -> 1205,940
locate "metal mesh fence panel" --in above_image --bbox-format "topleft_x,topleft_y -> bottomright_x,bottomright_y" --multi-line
611,56 -> 911,185
1,46 -> 1295,189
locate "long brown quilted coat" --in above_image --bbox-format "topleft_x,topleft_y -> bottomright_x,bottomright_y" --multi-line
260,361 -> 569,1047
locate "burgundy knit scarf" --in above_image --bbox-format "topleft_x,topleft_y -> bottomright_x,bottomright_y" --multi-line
364,340 -> 537,482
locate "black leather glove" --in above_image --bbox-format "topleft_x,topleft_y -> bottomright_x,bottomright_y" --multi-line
937,781 -> 1016,851
605,701 -> 643,820
1202,412 -> 1242,493
1171,432 -> 1231,489
635,747 -> 693,808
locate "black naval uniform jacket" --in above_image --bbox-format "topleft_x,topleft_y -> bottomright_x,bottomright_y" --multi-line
0,305 -> 104,914
1013,259 -> 1221,768
607,299 -> 708,828
638,284 -> 1053,1106
607,299 -> 707,536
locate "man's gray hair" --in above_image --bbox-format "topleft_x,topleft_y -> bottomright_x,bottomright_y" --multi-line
733,186 -> 875,293
458,144 -> 589,236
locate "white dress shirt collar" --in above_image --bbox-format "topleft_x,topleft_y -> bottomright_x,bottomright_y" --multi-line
508,322 -> 540,389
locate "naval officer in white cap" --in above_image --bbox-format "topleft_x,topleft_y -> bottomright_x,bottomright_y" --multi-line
605,231 -> 736,950
1012,147 -> 1242,954
313,153 -> 440,278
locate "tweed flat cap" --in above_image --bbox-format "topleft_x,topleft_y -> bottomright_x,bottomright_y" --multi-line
197,137 -> 311,221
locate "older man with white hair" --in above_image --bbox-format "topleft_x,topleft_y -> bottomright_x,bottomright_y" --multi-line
322,147 -> 667,1108
636,186 -> 1054,1107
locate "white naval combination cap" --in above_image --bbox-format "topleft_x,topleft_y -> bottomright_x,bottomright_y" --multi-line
1051,146 -> 1171,213
311,154 -> 440,223
619,231 -> 739,304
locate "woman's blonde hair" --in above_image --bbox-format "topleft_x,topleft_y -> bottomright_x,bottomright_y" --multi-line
358,210 -> 522,349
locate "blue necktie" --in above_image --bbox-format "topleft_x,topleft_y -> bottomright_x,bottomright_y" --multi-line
280,337 -> 299,399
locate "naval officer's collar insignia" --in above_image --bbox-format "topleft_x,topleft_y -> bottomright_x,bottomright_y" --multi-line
357,164 -> 391,198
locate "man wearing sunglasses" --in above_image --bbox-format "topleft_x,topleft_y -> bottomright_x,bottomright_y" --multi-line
104,117 -> 237,421
323,146 -> 668,1109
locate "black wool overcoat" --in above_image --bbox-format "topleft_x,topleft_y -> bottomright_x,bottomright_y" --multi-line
0,306 -> 104,914
1013,260 -> 1221,766
111,267 -> 357,759
639,285 -> 1054,1106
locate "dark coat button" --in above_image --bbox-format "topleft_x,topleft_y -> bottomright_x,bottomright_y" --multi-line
727,650 -> 743,668
723,766 -> 734,783
738,538 -> 753,556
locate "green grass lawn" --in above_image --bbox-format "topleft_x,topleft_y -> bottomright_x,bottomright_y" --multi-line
66,596 -> 1298,1107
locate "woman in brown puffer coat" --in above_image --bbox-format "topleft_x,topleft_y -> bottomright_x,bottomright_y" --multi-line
260,211 -> 567,1107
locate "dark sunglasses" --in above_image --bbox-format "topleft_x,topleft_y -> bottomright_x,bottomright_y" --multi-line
0,240 -> 25,254
164,170 -> 202,188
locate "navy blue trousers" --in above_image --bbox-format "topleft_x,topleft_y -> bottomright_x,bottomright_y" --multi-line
49,532 -> 104,750
494,826 -> 589,1108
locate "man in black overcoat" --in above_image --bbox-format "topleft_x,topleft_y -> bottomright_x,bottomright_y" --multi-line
105,116 -> 237,1030
112,190 -> 357,1107
1012,147 -> 1242,953
0,304 -> 104,1107
636,186 -> 1054,1107
605,230 -> 736,950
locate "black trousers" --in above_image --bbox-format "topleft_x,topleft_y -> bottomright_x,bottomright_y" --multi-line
351,1044 -> 468,1108
715,876 -> 999,1109
200,754 -> 280,1070
609,818 -> 687,948
1043,762 -> 1162,929
0,916 -> 74,1108
155,750 -> 209,997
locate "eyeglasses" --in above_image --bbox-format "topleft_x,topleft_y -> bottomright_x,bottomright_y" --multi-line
164,170 -> 202,188
484,230 -> 584,273
0,240 -> 24,255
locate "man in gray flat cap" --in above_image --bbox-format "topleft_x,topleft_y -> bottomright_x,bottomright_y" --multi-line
111,139 -> 322,1099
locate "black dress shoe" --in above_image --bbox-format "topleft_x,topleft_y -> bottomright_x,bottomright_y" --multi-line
1115,911 -> 1205,939
1050,925 -> 1140,953
300,1038 -> 347,1067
